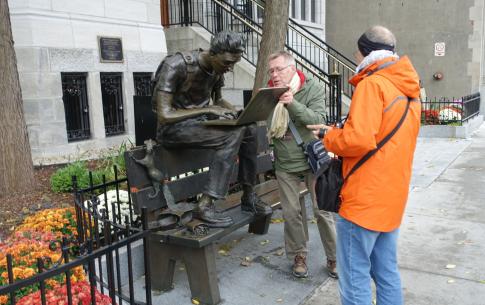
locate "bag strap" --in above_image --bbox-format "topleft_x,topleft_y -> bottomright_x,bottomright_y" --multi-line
287,120 -> 305,152
344,98 -> 411,180
287,98 -> 411,180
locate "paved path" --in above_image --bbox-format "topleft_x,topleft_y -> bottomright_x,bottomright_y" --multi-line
303,123 -> 485,305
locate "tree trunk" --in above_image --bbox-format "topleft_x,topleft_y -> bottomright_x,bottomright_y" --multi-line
252,0 -> 289,95
0,0 -> 36,196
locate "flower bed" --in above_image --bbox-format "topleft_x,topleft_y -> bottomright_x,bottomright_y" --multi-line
83,190 -> 138,230
0,208 -> 113,305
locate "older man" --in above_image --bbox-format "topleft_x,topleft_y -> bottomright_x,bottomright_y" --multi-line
267,51 -> 338,279
308,26 -> 421,305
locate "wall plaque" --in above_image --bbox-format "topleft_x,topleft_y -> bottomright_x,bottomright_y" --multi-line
98,36 -> 124,63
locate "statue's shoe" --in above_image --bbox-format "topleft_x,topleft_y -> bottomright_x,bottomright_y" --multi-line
241,192 -> 272,215
193,208 -> 234,228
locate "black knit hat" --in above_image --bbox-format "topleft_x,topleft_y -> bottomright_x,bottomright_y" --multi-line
357,33 -> 395,57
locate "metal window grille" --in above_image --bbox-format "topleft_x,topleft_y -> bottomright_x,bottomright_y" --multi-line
133,72 -> 153,96
101,72 -> 125,136
61,73 -> 91,142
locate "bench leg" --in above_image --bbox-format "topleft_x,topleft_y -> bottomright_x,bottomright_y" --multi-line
184,243 -> 220,305
149,236 -> 176,291
248,214 -> 271,235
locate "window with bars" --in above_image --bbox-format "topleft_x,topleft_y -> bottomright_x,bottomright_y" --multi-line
61,73 -> 91,142
133,72 -> 153,96
100,72 -> 125,136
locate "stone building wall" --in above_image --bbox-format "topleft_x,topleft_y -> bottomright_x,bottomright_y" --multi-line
8,0 -> 167,165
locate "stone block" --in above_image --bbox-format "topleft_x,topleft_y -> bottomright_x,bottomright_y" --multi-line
139,27 -> 166,53
8,0 -> 29,9
221,88 -> 244,109
27,0 -> 52,9
232,62 -> 255,89
166,38 -> 194,53
26,125 -> 40,149
49,48 -> 96,72
30,15 -> 74,48
71,20 -> 121,49
105,0 -> 148,22
47,98 -> 66,121
10,16 -> 33,47
15,47 -> 50,72
22,99 -> 40,124
38,121 -> 68,145
119,26 -> 142,51
126,51 -> 164,73
19,72 -> 62,99
146,3 -> 161,25
52,0 -> 104,17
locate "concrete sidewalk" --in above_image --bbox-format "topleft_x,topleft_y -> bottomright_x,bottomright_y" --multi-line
303,123 -> 485,305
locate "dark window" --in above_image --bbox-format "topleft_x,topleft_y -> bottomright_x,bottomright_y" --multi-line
100,72 -> 125,136
301,0 -> 306,20
291,0 -> 296,18
61,73 -> 91,142
133,72 -> 153,96
311,0 -> 316,23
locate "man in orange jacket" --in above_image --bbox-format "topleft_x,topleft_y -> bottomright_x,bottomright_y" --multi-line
308,25 -> 421,305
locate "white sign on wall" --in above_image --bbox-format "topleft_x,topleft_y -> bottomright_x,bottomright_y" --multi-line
434,42 -> 446,56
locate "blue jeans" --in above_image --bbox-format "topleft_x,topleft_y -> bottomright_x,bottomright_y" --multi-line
336,216 -> 403,305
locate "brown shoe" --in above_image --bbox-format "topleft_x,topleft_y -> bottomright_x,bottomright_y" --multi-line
292,254 -> 308,278
327,259 -> 338,279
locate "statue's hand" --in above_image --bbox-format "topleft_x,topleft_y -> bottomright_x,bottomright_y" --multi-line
209,106 -> 238,119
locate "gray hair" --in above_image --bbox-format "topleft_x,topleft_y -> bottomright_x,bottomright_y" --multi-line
364,25 -> 397,48
268,51 -> 297,66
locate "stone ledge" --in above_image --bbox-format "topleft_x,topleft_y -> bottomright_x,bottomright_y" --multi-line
419,115 -> 483,138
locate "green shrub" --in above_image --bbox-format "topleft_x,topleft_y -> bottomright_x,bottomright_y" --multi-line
50,161 -> 106,193
99,140 -> 131,179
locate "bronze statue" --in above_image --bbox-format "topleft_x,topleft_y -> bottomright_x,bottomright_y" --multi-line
152,31 -> 272,227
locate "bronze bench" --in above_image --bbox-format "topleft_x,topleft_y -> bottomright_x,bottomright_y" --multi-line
125,126 -> 308,305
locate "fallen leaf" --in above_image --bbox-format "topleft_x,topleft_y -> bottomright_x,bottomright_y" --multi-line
191,298 -> 200,305
447,279 -> 455,284
276,298 -> 283,303
273,248 -> 285,256
240,257 -> 252,267
260,239 -> 269,245
218,249 -> 229,256
445,264 -> 456,269
309,219 -> 317,224
271,218 -> 284,224
479,280 -> 485,284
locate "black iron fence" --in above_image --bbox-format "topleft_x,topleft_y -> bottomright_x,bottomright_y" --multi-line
0,167 -> 153,305
421,93 -> 481,126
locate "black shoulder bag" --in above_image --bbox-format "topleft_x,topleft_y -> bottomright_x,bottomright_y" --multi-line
288,99 -> 411,213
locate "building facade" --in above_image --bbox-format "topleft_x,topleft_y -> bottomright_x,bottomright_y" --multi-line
326,0 -> 485,113
9,0 -> 167,165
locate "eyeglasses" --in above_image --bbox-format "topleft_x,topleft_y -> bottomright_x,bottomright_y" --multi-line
267,64 -> 292,75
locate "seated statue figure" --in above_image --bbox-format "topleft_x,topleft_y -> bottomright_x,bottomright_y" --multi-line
152,30 -> 272,227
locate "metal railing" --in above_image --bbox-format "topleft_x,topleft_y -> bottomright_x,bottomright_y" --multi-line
421,93 -> 481,126
0,167 -> 153,305
165,0 -> 356,123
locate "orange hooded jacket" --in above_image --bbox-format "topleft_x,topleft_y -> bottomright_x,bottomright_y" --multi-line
324,56 -> 421,232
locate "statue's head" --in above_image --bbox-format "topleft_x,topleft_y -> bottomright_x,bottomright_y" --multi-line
208,31 -> 245,74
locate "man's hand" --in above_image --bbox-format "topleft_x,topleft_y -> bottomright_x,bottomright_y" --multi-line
209,106 -> 238,119
307,124 -> 333,139
278,88 -> 293,105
